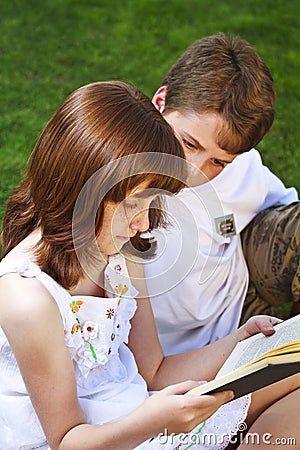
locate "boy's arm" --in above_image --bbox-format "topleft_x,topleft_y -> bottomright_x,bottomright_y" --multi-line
258,162 -> 298,209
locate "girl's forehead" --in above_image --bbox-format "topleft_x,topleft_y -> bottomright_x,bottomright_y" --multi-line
126,183 -> 160,200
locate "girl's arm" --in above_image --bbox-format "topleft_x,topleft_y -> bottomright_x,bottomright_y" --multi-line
127,260 -> 280,391
0,274 -> 87,448
0,274 -> 231,450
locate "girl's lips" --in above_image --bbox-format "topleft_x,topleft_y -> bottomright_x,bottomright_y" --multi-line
117,236 -> 131,242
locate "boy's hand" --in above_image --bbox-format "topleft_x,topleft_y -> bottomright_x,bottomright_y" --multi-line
239,315 -> 282,341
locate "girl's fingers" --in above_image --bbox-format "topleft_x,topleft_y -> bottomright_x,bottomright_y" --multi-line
163,380 -> 207,395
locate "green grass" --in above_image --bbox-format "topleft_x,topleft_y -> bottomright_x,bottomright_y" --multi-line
1,0 -> 299,229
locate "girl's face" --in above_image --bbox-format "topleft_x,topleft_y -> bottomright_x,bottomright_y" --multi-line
97,186 -> 158,257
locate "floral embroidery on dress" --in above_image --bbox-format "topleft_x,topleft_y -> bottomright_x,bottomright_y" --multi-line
82,321 -> 98,340
114,283 -> 128,296
65,256 -> 138,381
71,322 -> 81,334
114,283 -> 128,307
114,264 -> 122,273
106,308 -> 115,319
69,299 -> 84,313
70,316 -> 98,361
69,300 -> 98,362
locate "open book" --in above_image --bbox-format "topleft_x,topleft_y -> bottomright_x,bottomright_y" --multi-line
188,314 -> 300,399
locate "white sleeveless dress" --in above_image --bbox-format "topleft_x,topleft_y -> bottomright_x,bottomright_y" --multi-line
0,255 -> 250,450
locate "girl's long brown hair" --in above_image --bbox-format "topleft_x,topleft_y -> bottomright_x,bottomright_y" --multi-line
2,81 -> 186,289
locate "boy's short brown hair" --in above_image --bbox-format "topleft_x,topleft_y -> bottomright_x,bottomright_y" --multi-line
162,32 -> 276,154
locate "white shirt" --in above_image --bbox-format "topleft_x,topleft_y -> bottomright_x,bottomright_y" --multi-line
144,149 -> 298,355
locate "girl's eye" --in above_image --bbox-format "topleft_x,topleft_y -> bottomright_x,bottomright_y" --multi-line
124,202 -> 138,211
182,137 -> 197,150
212,159 -> 226,168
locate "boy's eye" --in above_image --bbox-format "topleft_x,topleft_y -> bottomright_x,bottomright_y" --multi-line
212,159 -> 226,168
182,137 -> 197,150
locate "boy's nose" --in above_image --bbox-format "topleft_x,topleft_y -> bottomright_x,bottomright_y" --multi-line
186,151 -> 206,170
186,152 -> 210,177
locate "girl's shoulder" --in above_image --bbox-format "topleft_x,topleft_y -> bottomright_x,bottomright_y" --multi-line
0,258 -> 59,331
0,257 -> 44,299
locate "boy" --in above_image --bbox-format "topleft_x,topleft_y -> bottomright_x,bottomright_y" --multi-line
143,32 -> 299,355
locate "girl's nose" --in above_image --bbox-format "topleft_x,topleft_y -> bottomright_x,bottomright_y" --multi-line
130,210 -> 150,233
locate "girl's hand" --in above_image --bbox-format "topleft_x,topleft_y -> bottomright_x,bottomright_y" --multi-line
238,315 -> 282,341
125,380 -> 233,437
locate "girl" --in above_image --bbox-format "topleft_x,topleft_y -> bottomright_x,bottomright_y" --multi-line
0,81 -> 299,450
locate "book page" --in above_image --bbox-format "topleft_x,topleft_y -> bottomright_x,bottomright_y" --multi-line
253,341 -> 300,361
218,315 -> 300,377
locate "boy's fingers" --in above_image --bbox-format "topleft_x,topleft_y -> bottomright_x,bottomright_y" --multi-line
261,316 -> 283,335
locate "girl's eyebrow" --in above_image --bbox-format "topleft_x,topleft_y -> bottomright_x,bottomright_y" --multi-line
128,188 -> 160,199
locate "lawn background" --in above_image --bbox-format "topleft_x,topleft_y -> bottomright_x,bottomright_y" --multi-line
1,0 -> 299,231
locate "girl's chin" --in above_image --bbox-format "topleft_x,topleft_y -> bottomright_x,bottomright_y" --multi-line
100,237 -> 131,257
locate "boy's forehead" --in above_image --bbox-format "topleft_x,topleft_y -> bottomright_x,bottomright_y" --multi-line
165,109 -> 222,127
164,111 -> 228,144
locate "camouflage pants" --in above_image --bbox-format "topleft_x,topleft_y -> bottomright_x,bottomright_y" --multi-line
240,201 -> 300,323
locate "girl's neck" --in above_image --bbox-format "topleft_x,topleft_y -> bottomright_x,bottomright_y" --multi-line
68,268 -> 107,298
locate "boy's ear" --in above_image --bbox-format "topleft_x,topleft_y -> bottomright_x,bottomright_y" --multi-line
152,86 -> 167,113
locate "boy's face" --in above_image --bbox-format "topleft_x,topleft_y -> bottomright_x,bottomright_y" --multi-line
153,87 -> 237,183
163,110 -> 236,182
